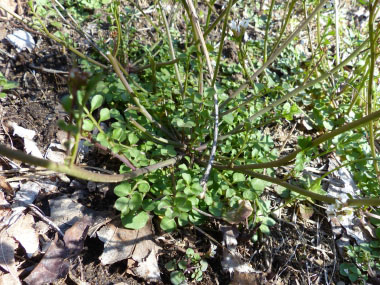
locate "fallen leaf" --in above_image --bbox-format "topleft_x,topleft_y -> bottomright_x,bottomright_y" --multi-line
223,200 -> 253,224
298,203 -> 314,220
6,30 -> 36,53
7,213 -> 38,258
97,218 -> 161,282
0,176 -> 12,194
0,272 -> 21,285
49,194 -> 105,231
0,232 -> 20,283
220,225 -> 261,281
24,216 -> 91,285
97,222 -> 138,265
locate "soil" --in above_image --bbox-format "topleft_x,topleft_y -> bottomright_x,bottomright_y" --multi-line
0,1 -> 372,285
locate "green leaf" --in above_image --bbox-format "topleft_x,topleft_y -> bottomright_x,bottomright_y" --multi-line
170,271 -> 186,285
99,108 -> 110,122
137,180 -> 150,193
165,260 -> 177,271
160,217 -> 177,232
232,173 -> 245,183
182,173 -> 191,184
129,192 -> 143,211
82,119 -> 94,131
90,94 -> 104,112
121,211 -> 149,229
114,182 -> 132,197
174,197 -> 192,212
114,197 -> 129,212
178,212 -> 189,226
128,132 -> 139,145
178,260 -> 188,270
250,178 -> 267,193
142,199 -> 155,211
243,189 -> 255,200
323,120 -> 334,130
259,224 -> 270,235
222,112 -> 234,125
200,260 -> 208,271
61,95 -> 73,113
298,136 -> 313,149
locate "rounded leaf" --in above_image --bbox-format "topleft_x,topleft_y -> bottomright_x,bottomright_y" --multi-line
82,119 -> 94,131
121,211 -> 149,229
170,271 -> 186,285
137,180 -> 150,193
114,182 -> 132,197
160,217 -> 177,232
129,192 -> 143,211
90,94 -> 104,112
174,197 -> 192,212
114,197 -> 129,213
99,108 -> 110,122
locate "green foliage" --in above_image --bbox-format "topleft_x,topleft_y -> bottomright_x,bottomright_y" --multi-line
24,1 -> 380,281
166,248 -> 208,284
0,72 -> 18,98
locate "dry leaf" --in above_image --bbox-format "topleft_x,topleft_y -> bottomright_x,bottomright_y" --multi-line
221,225 -> 260,281
97,218 -> 161,282
0,176 -> 12,194
8,122 -> 41,157
0,272 -> 22,285
298,203 -> 314,220
7,213 -> 38,258
223,200 -> 253,224
0,232 -> 20,283
97,222 -> 138,265
49,194 -> 105,231
132,248 -> 161,282
24,216 -> 90,285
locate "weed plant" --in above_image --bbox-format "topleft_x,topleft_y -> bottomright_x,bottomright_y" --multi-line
0,0 -> 380,283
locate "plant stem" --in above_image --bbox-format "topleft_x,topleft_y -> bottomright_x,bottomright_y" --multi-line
106,52 -> 177,141
222,37 -> 369,137
0,143 -> 182,183
263,0 -> 275,63
216,108 -> 380,170
220,0 -> 328,110
367,0 -> 380,178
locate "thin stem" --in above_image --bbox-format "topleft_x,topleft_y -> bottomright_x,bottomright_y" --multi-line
0,143 -> 183,183
220,0 -> 328,110
222,37 -> 370,137
106,52 -> 177,141
367,0 -> 380,177
129,119 -> 184,147
160,4 -> 183,93
184,0 -> 219,195
211,0 -> 233,86
217,108 -> 380,170
263,0 -> 276,62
